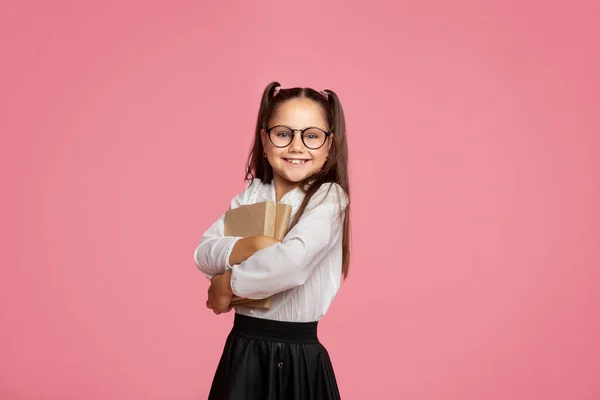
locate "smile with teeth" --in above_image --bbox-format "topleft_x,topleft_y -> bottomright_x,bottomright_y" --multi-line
284,158 -> 310,165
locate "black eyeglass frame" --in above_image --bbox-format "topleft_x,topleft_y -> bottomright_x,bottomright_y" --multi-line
265,125 -> 332,150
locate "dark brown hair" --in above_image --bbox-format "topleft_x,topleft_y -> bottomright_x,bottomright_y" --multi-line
245,81 -> 351,278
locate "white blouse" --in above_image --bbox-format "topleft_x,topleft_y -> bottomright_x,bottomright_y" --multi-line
194,178 -> 348,322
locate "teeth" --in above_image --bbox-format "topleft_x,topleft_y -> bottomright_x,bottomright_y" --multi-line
287,159 -> 307,164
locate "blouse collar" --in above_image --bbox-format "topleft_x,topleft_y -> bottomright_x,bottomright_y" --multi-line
270,179 -> 304,206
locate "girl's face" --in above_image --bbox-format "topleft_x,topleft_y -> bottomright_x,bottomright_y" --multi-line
261,98 -> 333,190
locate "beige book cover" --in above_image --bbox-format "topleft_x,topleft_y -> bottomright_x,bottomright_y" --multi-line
223,201 -> 277,238
224,201 -> 292,309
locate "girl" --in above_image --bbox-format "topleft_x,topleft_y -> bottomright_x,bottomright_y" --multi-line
194,81 -> 350,400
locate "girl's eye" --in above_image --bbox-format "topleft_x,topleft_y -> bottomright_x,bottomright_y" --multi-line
306,134 -> 317,139
277,132 -> 290,138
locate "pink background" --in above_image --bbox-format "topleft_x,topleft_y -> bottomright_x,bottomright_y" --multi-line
1,1 -> 599,399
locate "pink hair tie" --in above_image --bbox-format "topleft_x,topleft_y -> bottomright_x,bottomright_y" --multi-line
273,86 -> 281,97
319,90 -> 329,100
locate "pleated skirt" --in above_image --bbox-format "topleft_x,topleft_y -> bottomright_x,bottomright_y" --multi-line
208,313 -> 341,400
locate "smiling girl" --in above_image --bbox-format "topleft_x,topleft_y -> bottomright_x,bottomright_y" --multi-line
194,81 -> 350,400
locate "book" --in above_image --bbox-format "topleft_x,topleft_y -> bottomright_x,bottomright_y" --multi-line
224,201 -> 292,309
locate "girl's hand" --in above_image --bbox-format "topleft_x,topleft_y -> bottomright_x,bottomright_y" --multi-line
228,236 -> 280,265
253,235 -> 281,251
206,271 -> 234,315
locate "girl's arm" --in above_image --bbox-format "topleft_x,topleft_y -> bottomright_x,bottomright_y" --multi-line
194,212 -> 242,279
228,236 -> 280,265
194,184 -> 250,279
207,236 -> 280,315
229,183 -> 348,299
193,179 -> 277,278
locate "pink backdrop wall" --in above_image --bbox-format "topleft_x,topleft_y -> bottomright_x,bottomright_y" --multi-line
1,1 -> 599,399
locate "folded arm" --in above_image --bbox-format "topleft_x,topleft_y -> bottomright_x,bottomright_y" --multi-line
193,190 -> 247,279
193,182 -> 281,279
230,185 -> 348,299
206,236 -> 280,315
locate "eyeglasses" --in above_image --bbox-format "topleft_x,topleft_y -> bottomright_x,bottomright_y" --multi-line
266,125 -> 331,150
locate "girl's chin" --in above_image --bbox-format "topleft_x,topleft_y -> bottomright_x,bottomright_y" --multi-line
274,171 -> 314,184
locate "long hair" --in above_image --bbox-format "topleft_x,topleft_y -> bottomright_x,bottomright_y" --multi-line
245,81 -> 351,278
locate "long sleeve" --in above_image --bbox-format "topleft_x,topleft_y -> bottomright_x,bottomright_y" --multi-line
230,183 -> 348,299
194,189 -> 246,279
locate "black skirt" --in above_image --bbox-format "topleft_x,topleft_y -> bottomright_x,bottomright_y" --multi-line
208,313 -> 341,400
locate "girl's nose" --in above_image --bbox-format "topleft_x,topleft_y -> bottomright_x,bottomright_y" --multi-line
289,134 -> 304,152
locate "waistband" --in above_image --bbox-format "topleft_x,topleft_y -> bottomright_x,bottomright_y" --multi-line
231,313 -> 319,344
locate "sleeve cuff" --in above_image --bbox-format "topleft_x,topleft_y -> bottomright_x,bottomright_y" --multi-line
223,236 -> 243,271
230,268 -> 243,297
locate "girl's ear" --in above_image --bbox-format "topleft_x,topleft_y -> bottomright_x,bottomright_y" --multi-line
327,133 -> 334,152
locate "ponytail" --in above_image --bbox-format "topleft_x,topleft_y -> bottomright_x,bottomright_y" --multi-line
246,82 -> 280,183
323,89 -> 351,277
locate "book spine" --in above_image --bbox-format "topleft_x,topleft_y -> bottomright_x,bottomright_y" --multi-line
263,202 -> 276,237
274,204 -> 292,241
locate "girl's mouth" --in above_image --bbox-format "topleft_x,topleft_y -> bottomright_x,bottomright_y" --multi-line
284,158 -> 310,166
